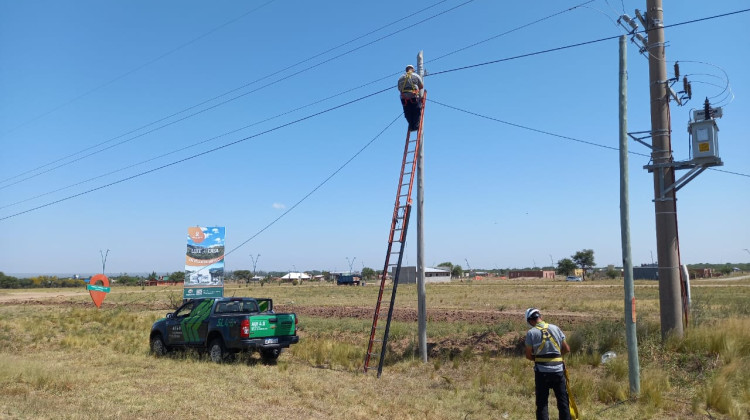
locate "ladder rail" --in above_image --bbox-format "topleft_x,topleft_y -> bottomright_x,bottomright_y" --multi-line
376,205 -> 411,378
364,90 -> 426,375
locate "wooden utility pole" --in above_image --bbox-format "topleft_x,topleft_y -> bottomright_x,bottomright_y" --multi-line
646,0 -> 683,339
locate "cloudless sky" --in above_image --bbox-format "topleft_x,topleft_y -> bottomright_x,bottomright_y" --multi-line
1,0 -> 748,276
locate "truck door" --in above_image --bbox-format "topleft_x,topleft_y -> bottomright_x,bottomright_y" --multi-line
165,300 -> 197,345
166,299 -> 213,345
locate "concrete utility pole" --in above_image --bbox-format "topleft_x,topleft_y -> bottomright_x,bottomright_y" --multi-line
416,50 -> 428,363
619,35 -> 640,396
646,0 -> 683,339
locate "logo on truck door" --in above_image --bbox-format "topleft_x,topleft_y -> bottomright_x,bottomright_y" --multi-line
181,300 -> 213,342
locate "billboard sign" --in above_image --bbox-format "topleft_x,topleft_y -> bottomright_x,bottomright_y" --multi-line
184,226 -> 225,299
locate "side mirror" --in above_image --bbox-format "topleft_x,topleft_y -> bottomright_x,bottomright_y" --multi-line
166,313 -> 174,319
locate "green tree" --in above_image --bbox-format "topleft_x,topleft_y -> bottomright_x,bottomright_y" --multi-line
437,262 -> 453,271
169,271 -> 185,283
0,272 -> 19,289
233,270 -> 253,282
556,258 -> 577,276
572,249 -> 595,281
451,265 -> 463,279
361,267 -> 375,280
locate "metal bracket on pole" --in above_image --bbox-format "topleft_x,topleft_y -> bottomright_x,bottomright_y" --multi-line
643,157 -> 723,200
627,131 -> 653,149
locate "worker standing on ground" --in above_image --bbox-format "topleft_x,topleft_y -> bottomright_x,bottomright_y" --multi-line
525,308 -> 572,420
397,64 -> 423,131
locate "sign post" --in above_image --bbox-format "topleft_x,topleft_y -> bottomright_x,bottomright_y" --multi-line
87,274 -> 110,308
184,226 -> 226,299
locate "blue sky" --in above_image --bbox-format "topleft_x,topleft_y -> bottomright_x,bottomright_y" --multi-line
1,0 -> 748,276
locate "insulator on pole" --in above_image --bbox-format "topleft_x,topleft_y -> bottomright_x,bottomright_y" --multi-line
673,62 -> 680,79
704,97 -> 711,119
682,76 -> 688,92
687,82 -> 692,100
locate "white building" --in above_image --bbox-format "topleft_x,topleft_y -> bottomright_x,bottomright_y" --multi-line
390,266 -> 451,284
280,272 -> 311,280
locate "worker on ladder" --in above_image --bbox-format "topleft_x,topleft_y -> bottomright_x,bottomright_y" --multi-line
397,64 -> 424,131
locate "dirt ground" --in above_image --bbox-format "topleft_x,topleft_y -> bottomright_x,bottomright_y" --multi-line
0,290 -> 591,326
0,290 -> 598,357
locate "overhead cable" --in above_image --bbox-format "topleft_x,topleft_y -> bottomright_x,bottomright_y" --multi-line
0,87 -> 392,222
223,114 -> 402,259
0,0 -> 473,186
2,1 -> 594,206
430,98 -> 749,179
3,7 -> 748,216
0,0 -> 277,139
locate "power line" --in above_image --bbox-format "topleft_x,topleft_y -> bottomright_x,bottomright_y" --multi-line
428,8 -> 750,77
430,99 -> 750,179
0,73 -> 406,211
224,114 -> 402,259
0,0 -> 473,187
2,1 -> 593,208
0,87 -> 393,222
427,0 -> 594,64
429,98 -> 649,157
3,7 -> 748,214
0,1 -> 278,139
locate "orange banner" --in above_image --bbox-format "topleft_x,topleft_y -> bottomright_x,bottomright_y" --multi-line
185,255 -> 225,266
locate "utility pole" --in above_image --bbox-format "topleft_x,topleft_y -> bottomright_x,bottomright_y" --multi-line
416,50 -> 427,363
646,0 -> 683,339
99,249 -> 110,274
619,35 -> 640,396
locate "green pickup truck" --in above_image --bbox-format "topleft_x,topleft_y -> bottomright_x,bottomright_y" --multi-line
149,297 -> 299,363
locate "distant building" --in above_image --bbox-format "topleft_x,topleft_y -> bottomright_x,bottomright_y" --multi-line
633,264 -> 658,280
509,270 -> 555,279
391,266 -> 451,284
690,268 -> 713,278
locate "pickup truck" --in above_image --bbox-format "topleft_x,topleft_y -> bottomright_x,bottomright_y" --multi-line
149,297 -> 299,363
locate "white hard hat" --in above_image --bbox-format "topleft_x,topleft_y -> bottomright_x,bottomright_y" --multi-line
525,308 -> 541,326
405,64 -> 415,71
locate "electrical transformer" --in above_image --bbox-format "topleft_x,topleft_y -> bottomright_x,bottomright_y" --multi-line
689,107 -> 721,161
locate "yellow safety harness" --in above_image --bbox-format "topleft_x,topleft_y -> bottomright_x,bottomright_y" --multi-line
534,321 -> 564,363
400,71 -> 419,94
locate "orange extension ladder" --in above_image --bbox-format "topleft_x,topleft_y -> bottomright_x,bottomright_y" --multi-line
364,91 -> 426,377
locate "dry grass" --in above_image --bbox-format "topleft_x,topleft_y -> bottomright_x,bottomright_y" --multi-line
0,277 -> 748,419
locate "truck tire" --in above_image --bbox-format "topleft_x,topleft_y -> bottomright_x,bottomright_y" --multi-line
150,334 -> 169,356
261,348 -> 281,363
209,339 -> 228,363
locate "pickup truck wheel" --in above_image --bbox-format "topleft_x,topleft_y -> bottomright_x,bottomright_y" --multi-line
150,334 -> 168,356
209,339 -> 227,363
261,348 -> 281,362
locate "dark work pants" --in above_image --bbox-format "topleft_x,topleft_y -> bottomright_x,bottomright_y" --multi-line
534,370 -> 571,420
400,96 -> 422,131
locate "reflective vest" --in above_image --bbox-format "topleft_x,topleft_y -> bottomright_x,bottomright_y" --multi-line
533,321 -> 563,365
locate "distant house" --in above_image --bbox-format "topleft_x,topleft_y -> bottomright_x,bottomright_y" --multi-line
281,272 -> 311,280
690,268 -> 713,278
509,270 -> 555,279
391,266 -> 451,284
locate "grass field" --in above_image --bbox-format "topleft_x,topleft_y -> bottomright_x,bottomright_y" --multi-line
0,276 -> 748,419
